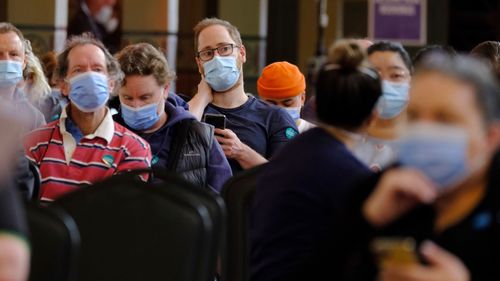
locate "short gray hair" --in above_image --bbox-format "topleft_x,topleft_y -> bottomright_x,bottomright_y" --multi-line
55,33 -> 123,84
0,22 -> 26,51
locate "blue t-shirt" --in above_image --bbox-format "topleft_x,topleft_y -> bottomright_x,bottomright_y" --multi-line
204,95 -> 298,173
250,127 -> 373,281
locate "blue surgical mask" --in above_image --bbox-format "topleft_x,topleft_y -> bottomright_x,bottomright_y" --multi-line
398,123 -> 469,191
69,72 -> 109,112
121,101 -> 161,131
203,56 -> 240,92
285,106 -> 301,121
0,60 -> 23,88
376,80 -> 410,119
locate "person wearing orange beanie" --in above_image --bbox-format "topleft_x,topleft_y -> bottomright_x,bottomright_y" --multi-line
257,61 -> 315,133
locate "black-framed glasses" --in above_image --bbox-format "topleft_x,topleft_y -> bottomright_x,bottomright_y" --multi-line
197,44 -> 239,61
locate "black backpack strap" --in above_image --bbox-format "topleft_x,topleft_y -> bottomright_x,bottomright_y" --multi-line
167,120 -> 191,171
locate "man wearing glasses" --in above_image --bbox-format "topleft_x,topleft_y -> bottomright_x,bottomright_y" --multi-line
188,18 -> 298,174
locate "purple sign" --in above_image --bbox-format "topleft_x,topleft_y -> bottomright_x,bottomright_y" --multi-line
368,0 -> 427,45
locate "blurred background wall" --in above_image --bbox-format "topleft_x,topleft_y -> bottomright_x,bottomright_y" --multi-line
1,0 -> 498,96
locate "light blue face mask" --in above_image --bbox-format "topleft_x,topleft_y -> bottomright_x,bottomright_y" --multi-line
0,60 -> 23,88
69,72 -> 109,112
284,106 -> 301,121
203,56 -> 240,92
376,80 -> 410,119
121,101 -> 161,131
398,123 -> 469,192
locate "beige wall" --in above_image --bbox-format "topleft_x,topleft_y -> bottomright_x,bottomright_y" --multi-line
176,0 -> 207,95
121,0 -> 168,48
218,0 -> 261,35
122,0 -> 167,32
218,0 -> 263,93
8,0 -> 54,24
7,0 -> 56,55
297,0 -> 339,72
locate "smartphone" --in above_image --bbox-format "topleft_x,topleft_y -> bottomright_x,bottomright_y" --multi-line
371,237 -> 419,269
203,113 -> 226,129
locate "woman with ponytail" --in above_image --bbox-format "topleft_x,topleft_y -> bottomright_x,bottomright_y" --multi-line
250,40 -> 382,281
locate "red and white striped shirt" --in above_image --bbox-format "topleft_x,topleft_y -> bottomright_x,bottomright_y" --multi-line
24,108 -> 151,201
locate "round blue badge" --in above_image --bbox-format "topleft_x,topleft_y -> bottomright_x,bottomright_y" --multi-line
152,155 -> 159,165
102,154 -> 114,167
50,114 -> 60,121
472,212 -> 492,230
285,127 -> 298,139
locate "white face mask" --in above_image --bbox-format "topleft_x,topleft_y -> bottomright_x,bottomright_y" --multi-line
203,56 -> 240,92
284,106 -> 301,121
95,5 -> 113,24
397,123 -> 477,193
376,80 -> 410,119
0,60 -> 23,89
94,5 -> 119,32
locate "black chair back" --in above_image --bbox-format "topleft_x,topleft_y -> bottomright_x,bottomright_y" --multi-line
151,169 -> 227,279
26,203 -> 80,281
27,161 -> 41,201
54,171 -> 221,281
220,164 -> 267,281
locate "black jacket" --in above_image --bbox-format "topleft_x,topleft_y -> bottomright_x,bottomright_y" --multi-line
343,156 -> 500,281
113,101 -> 225,190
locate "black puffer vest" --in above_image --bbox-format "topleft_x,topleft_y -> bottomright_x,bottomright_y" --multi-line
167,119 -> 213,189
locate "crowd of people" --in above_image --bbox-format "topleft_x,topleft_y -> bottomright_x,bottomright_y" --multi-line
0,14 -> 500,281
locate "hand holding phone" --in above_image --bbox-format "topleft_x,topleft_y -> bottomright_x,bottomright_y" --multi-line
371,237 -> 419,269
376,240 -> 470,281
203,113 -> 226,129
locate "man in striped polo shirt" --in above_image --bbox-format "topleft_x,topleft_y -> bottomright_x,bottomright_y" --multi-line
24,34 -> 152,202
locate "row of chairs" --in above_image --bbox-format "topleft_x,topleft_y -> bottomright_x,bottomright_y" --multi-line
25,165 -> 264,281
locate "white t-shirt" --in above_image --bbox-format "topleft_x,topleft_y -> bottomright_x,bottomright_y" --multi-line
352,136 -> 397,172
297,118 -> 316,133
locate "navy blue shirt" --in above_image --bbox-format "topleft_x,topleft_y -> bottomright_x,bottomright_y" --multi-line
250,127 -> 373,281
204,95 -> 298,173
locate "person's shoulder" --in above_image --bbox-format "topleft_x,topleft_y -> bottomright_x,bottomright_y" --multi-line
112,122 -> 150,151
25,120 -> 59,137
249,95 -> 280,111
282,127 -> 327,148
168,92 -> 190,110
112,110 -> 125,125
18,96 -> 43,114
246,95 -> 294,121
23,121 -> 59,148
298,119 -> 316,133
174,119 -> 214,142
17,98 -> 46,126
288,128 -> 359,161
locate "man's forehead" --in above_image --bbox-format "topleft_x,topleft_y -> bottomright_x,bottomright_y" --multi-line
68,44 -> 106,65
120,79 -> 157,96
0,31 -> 24,47
198,25 -> 235,49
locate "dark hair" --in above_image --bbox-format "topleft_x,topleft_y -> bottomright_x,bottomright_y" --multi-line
470,41 -> 500,81
55,33 -> 123,83
115,43 -> 176,87
316,39 -> 381,131
41,51 -> 58,86
367,41 -> 413,73
413,44 -> 457,68
416,53 -> 500,124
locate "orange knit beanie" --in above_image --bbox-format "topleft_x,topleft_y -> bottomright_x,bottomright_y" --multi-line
257,61 -> 306,99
